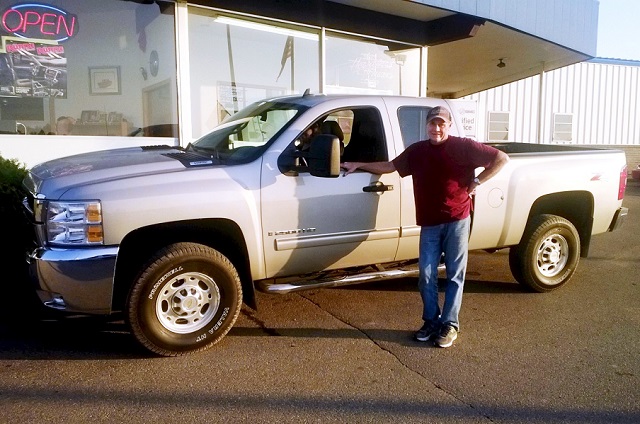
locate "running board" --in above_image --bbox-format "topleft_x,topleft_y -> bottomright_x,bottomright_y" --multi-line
256,266 -> 420,294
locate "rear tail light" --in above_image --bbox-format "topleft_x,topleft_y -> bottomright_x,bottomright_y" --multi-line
618,165 -> 627,200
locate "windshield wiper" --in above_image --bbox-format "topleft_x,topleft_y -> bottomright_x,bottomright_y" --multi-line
188,143 -> 226,160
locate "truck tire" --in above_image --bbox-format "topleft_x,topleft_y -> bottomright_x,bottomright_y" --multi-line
127,242 -> 242,356
509,214 -> 580,292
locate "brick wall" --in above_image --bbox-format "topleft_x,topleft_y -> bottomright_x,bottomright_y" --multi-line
620,146 -> 640,175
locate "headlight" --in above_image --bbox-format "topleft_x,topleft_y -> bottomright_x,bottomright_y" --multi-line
40,200 -> 104,246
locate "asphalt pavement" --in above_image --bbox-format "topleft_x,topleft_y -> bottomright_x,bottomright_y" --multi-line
1,181 -> 638,423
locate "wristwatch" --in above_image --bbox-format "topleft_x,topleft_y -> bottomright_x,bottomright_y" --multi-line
473,177 -> 481,185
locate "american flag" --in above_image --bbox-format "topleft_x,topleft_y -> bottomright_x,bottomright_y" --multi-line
277,36 -> 294,81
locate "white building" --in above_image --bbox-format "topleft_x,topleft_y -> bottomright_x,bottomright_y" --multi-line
0,0 -> 599,167
462,58 -> 640,172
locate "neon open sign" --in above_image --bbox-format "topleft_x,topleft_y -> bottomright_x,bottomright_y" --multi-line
2,3 -> 78,42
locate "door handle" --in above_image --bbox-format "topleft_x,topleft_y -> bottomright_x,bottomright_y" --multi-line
362,181 -> 394,193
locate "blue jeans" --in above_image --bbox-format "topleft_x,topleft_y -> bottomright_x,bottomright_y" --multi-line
418,217 -> 470,330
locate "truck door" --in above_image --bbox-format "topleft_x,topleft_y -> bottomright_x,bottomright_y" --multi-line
260,104 -> 401,277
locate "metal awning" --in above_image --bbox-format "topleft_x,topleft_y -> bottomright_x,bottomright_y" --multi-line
425,20 -> 591,98
328,0 -> 592,98
201,0 -> 593,98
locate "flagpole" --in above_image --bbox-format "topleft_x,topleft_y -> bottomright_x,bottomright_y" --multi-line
290,37 -> 294,92
226,24 -> 239,114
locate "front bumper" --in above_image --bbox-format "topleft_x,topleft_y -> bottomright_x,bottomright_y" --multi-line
26,246 -> 119,314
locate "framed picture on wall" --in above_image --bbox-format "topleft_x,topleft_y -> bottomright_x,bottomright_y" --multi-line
89,66 -> 121,95
108,112 -> 123,123
80,110 -> 100,123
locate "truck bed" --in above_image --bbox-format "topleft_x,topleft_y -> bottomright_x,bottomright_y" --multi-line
489,142 -> 614,155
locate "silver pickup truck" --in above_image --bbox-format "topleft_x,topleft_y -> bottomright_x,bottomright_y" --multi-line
23,94 -> 629,356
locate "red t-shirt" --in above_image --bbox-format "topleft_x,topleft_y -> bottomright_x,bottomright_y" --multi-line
392,136 -> 501,226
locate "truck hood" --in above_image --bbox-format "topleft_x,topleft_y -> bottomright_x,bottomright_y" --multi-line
25,146 -> 216,198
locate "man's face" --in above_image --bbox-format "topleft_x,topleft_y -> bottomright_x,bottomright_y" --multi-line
427,118 -> 450,144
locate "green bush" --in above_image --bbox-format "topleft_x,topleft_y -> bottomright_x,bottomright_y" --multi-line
0,154 -> 31,287
0,154 -> 28,224
0,154 -> 29,228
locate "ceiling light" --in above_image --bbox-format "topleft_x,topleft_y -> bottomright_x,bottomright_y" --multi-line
214,16 -> 318,40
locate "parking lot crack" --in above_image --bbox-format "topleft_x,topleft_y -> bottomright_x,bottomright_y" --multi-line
298,293 -> 494,422
240,308 -> 281,337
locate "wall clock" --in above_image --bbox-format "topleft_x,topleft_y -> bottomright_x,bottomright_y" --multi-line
150,50 -> 159,77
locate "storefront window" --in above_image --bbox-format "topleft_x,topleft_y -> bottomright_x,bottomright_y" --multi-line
325,32 -> 421,96
0,0 -> 177,137
188,8 -> 320,139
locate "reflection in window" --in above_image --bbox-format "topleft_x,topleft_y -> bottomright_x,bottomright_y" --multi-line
188,9 -> 320,139
325,33 -> 420,96
0,0 -> 178,137
192,100 -> 304,164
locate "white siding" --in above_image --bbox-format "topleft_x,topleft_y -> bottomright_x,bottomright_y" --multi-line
464,76 -> 539,143
464,60 -> 640,146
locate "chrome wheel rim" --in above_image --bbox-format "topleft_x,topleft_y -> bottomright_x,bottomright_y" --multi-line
536,233 -> 569,278
155,271 -> 220,334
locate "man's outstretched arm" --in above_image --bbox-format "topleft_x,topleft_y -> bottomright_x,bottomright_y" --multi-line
341,161 -> 396,176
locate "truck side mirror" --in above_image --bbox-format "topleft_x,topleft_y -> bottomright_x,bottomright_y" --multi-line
307,134 -> 341,178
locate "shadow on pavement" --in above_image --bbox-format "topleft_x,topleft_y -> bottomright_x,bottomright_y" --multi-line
330,276 -> 527,294
0,298 -> 147,360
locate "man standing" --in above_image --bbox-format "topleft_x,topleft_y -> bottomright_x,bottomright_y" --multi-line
341,106 -> 509,348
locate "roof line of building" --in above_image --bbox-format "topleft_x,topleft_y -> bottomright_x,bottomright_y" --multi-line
589,57 -> 640,66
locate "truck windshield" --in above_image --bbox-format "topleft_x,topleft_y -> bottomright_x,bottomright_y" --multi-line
189,100 -> 307,163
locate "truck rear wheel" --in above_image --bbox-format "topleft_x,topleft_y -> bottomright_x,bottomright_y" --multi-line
509,214 -> 580,292
127,242 -> 242,356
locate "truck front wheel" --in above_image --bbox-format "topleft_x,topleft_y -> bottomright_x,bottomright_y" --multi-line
127,242 -> 242,356
509,214 -> 580,292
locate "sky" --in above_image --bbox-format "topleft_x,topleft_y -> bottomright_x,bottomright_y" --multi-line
596,0 -> 640,60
